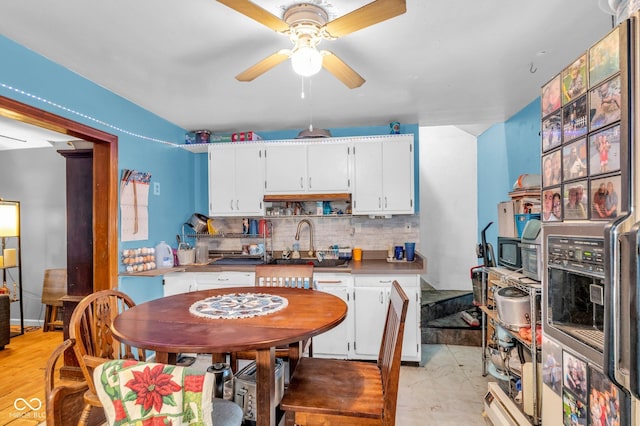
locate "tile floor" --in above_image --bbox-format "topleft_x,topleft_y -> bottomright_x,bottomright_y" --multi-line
397,344 -> 493,425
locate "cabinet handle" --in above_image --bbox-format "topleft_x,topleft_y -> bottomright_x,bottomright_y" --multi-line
378,197 -> 381,208
230,200 -> 234,210
384,197 -> 388,208
235,200 -> 239,210
316,280 -> 343,284
309,177 -> 312,188
379,291 -> 384,304
378,280 -> 393,284
300,177 -> 304,189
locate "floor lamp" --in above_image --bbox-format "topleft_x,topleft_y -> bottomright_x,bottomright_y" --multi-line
0,200 -> 20,298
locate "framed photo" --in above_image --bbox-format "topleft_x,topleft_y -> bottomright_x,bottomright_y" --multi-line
589,26 -> 620,88
562,95 -> 588,142
589,124 -> 621,176
591,175 -> 621,220
563,350 -> 587,401
562,54 -> 587,105
542,74 -> 562,117
563,180 -> 588,220
542,149 -> 561,187
542,111 -> 562,152
542,337 -> 563,396
562,138 -> 587,181
589,74 -> 621,131
589,365 -> 624,426
563,389 -> 587,426
543,187 -> 562,222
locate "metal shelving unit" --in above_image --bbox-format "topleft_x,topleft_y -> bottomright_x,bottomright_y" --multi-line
480,267 -> 541,425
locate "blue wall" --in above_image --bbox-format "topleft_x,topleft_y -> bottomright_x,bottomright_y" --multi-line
477,99 -> 542,251
1,34 -> 420,302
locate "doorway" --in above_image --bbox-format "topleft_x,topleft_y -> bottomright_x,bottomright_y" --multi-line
0,95 -> 119,291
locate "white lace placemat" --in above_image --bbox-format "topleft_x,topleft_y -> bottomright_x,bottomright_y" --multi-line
189,292 -> 288,319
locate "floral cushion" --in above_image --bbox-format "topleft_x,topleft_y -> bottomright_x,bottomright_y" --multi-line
94,359 -> 213,426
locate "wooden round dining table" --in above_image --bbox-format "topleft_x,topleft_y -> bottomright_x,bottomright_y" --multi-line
111,286 -> 347,426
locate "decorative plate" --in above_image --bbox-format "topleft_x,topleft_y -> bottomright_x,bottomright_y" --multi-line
189,292 -> 288,319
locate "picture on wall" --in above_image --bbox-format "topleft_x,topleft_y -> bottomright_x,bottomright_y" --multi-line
562,54 -> 587,105
563,138 -> 587,181
589,26 -> 620,88
563,180 -> 588,220
563,389 -> 587,426
589,124 -> 621,176
542,337 -> 563,396
542,112 -> 562,152
591,175 -> 621,220
589,74 -> 621,131
542,74 -> 562,117
563,95 -> 588,142
589,365 -> 623,426
542,149 -> 562,187
563,350 -> 588,401
543,187 -> 562,222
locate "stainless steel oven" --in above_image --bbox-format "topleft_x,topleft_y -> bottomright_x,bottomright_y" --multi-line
543,223 -> 606,366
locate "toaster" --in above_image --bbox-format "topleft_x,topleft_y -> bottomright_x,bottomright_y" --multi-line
233,358 -> 285,424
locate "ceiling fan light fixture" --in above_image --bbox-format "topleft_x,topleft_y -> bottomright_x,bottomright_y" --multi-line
291,46 -> 322,77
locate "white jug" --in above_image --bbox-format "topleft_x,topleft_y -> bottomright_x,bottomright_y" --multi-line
155,241 -> 174,269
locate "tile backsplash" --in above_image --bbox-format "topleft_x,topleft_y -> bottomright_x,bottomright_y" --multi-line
203,215 -> 420,253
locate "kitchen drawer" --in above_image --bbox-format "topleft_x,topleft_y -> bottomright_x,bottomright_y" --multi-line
196,272 -> 255,290
354,275 -> 418,288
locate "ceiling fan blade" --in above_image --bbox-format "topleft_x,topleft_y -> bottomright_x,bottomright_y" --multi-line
236,50 -> 291,82
321,51 -> 365,89
217,0 -> 289,33
323,0 -> 406,38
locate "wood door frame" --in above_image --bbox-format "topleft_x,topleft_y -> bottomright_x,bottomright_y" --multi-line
0,95 -> 118,291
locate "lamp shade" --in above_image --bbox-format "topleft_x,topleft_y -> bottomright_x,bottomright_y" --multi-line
0,201 -> 19,237
291,46 -> 323,77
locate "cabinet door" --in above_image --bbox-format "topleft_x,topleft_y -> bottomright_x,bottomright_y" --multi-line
209,145 -> 237,215
313,284 -> 350,358
307,142 -> 350,193
401,286 -> 420,359
264,144 -> 307,193
233,144 -> 265,215
381,138 -> 414,214
353,285 -> 388,357
164,272 -> 197,296
352,141 -> 383,214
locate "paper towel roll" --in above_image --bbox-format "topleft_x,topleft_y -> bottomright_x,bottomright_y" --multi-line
3,249 -> 16,267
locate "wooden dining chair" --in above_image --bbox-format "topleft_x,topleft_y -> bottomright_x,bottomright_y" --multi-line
69,289 -> 146,426
45,338 -> 105,426
41,268 -> 67,332
230,264 -> 314,374
280,280 -> 409,426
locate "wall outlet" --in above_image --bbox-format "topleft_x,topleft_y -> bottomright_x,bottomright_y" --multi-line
153,182 -> 161,195
405,222 -> 412,231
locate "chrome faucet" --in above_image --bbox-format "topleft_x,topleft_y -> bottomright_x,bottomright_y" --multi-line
295,219 -> 315,257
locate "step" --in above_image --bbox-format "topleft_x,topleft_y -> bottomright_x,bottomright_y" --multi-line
422,308 -> 483,346
421,290 -> 474,323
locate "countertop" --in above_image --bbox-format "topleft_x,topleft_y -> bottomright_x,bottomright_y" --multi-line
126,250 -> 426,276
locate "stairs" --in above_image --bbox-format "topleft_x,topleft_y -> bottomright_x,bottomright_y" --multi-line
421,289 -> 482,346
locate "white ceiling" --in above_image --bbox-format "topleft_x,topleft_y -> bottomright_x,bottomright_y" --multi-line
0,0 -> 617,143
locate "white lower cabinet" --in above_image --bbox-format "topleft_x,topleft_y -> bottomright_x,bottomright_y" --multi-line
163,272 -> 197,296
196,271 -> 255,290
353,275 -> 421,362
312,273 -> 353,359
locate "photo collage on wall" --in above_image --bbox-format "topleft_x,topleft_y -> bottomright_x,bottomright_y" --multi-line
560,349 -> 623,426
541,26 -> 622,223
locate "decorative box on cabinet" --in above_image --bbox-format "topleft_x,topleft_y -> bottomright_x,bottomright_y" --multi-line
352,135 -> 414,215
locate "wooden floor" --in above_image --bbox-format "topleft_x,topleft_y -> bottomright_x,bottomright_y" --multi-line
0,327 -> 65,425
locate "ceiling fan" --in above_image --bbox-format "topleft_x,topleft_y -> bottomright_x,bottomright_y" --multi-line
217,0 -> 406,89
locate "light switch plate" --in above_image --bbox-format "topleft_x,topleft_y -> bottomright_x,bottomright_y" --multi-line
153,182 -> 161,195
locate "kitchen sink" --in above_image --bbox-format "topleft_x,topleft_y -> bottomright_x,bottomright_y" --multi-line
270,258 -> 349,268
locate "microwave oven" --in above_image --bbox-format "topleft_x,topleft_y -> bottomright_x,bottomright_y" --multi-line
497,237 -> 522,270
520,219 -> 542,281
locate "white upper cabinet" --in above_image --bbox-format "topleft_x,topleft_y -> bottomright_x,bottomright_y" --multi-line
352,135 -> 414,215
208,143 -> 265,216
264,140 -> 351,194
